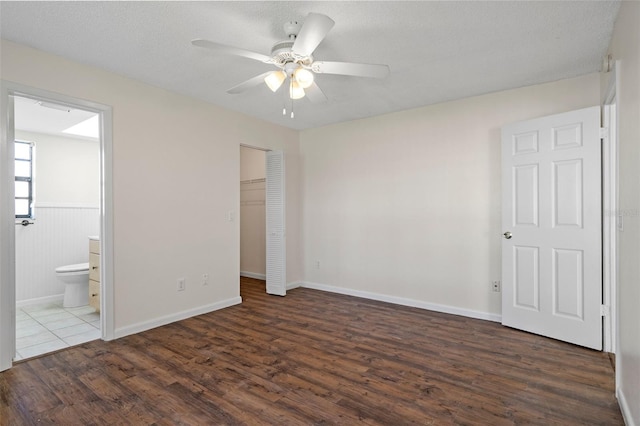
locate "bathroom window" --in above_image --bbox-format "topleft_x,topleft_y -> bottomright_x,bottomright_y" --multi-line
15,140 -> 34,219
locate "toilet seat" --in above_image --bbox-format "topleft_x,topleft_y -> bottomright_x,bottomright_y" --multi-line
56,262 -> 89,275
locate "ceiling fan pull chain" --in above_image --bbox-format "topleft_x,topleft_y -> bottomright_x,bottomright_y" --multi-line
290,92 -> 294,118
282,78 -> 289,116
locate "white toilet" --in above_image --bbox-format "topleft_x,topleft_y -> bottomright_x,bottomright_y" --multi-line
56,262 -> 90,308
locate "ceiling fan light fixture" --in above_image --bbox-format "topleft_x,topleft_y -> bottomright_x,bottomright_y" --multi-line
294,68 -> 314,89
289,80 -> 305,100
264,71 -> 286,92
193,12 -> 389,108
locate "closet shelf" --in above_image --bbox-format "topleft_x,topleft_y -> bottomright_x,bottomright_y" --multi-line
240,178 -> 266,185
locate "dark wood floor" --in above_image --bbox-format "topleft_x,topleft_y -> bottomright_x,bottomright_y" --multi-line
1,277 -> 623,425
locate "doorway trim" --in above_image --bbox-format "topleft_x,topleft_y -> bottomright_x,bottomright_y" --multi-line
601,61 -> 619,357
0,81 -> 114,371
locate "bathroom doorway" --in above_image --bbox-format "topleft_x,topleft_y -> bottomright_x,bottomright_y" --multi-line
0,83 -> 113,370
12,96 -> 101,360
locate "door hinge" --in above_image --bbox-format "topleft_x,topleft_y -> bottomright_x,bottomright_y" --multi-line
600,127 -> 608,139
600,305 -> 610,317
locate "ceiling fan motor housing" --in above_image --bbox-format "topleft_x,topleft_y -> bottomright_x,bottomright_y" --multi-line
270,40 -> 312,68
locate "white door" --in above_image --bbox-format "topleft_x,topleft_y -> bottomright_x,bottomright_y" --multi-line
265,150 -> 286,296
501,106 -> 602,350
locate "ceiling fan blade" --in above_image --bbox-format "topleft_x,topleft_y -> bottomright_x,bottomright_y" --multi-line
292,13 -> 335,57
304,82 -> 328,103
192,39 -> 272,63
227,72 -> 273,94
312,61 -> 390,79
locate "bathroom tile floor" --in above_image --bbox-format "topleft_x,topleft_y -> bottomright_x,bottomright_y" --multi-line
15,301 -> 100,361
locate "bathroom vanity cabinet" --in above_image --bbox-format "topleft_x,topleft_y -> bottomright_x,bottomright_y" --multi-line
89,238 -> 100,312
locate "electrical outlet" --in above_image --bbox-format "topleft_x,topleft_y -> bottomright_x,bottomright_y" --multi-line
492,280 -> 501,292
315,260 -> 321,269
177,278 -> 186,291
202,273 -> 209,286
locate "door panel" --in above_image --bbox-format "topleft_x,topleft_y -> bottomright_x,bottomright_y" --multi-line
514,246 -> 539,311
514,164 -> 539,226
553,248 -> 583,319
502,106 -> 601,350
265,150 -> 286,296
553,159 -> 583,227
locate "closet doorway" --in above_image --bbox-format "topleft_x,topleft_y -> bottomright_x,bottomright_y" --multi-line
240,146 -> 267,282
240,146 -> 286,296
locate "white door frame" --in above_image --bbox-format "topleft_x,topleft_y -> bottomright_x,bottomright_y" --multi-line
0,81 -> 114,371
601,61 -> 620,356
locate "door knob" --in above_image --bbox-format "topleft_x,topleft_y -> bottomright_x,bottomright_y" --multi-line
503,231 -> 512,240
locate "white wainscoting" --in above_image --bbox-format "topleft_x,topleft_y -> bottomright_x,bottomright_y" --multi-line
15,204 -> 99,303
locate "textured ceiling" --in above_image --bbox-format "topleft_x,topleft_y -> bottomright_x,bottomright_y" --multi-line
0,1 -> 620,131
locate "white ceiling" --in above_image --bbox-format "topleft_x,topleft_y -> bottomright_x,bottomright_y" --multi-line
0,1 -> 620,131
13,96 -> 98,139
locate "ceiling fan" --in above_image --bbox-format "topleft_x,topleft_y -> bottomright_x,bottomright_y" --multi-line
192,13 -> 390,108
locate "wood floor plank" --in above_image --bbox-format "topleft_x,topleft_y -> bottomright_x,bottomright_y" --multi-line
0,277 -> 623,425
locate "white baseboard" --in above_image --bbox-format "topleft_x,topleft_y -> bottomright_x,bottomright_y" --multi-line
114,296 -> 242,339
286,281 -> 302,290
618,386 -> 636,426
240,271 -> 266,280
301,281 -> 502,323
16,293 -> 64,308
241,273 -> 301,291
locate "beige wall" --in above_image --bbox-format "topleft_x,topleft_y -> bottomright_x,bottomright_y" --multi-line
1,40 -> 300,332
240,146 -> 266,276
15,130 -> 99,206
605,1 -> 640,423
300,73 -> 600,317
240,146 -> 266,182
